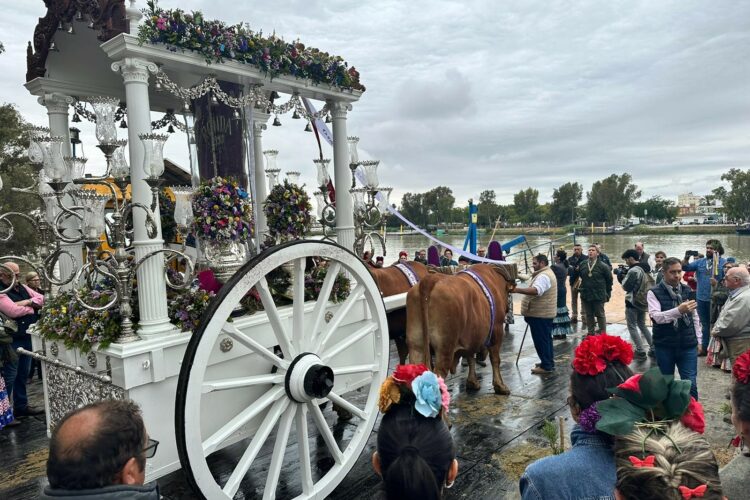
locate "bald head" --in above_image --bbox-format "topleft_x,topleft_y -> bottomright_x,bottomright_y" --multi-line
726,266 -> 750,289
47,400 -> 147,490
0,262 -> 19,286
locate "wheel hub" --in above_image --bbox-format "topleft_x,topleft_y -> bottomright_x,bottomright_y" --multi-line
285,352 -> 335,403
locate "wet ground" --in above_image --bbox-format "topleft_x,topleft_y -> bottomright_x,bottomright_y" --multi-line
1,291 -> 740,499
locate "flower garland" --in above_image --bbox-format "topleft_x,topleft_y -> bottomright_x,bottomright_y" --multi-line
168,286 -> 215,333
304,266 -> 350,303
192,176 -> 253,244
138,1 -> 365,91
572,333 -> 634,376
379,364 -> 450,418
263,180 -> 313,242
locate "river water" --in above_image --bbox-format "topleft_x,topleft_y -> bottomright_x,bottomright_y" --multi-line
379,232 -> 750,267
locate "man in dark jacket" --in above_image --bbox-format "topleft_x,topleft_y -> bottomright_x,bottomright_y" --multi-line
647,257 -> 702,399
41,400 -> 160,499
619,249 -> 654,359
567,244 -> 587,324
577,245 -> 612,335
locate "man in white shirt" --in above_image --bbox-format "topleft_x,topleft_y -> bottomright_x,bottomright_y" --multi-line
647,257 -> 702,399
515,255 -> 557,375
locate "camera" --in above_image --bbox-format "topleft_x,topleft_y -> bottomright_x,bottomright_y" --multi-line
613,264 -> 627,275
685,250 -> 700,258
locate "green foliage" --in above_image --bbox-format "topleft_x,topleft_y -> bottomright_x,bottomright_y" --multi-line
586,173 -> 641,224
513,188 -> 540,223
305,266 -> 351,303
549,182 -> 583,225
423,186 -> 455,226
478,189 -> 498,227
399,192 -> 426,227
719,168 -> 750,222
541,420 -> 563,455
0,104 -> 41,257
632,196 -> 678,222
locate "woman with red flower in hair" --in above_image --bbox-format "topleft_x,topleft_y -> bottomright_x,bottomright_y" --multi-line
720,348 -> 750,498
520,334 -> 634,499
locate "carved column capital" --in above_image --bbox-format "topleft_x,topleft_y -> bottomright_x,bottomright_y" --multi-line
38,93 -> 73,114
253,122 -> 267,135
328,100 -> 353,119
112,57 -> 158,85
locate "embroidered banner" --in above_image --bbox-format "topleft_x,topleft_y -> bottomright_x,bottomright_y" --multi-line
394,262 -> 419,287
459,269 -> 496,346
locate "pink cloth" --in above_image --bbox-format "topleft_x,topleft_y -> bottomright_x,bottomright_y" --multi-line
197,270 -> 222,295
0,284 -> 44,318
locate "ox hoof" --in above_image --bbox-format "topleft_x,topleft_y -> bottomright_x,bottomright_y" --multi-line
494,385 -> 511,396
466,379 -> 481,391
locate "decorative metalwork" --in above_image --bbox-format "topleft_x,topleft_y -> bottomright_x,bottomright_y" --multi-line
50,342 -> 59,357
347,138 -> 389,257
219,337 -> 234,353
45,360 -> 125,429
313,158 -> 336,242
86,351 -> 97,368
324,311 -> 334,323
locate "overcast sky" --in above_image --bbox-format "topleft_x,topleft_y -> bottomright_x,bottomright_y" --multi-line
1,0 -> 749,207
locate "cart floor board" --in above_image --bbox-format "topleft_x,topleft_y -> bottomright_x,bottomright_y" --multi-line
2,320 -> 658,500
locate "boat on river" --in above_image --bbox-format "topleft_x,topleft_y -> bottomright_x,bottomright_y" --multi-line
736,223 -> 750,235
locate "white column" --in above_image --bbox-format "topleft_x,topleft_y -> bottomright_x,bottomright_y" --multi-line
252,111 -> 269,237
39,93 -> 80,289
328,100 -> 355,251
112,57 -> 173,336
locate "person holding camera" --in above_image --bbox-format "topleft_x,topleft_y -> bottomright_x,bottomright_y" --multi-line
682,240 -> 727,355
647,257 -> 702,399
618,249 -> 654,360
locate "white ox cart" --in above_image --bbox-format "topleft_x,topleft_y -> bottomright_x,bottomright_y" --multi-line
21,1 -> 393,498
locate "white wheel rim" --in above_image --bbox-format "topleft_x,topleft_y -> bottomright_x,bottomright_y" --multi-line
176,240 -> 389,499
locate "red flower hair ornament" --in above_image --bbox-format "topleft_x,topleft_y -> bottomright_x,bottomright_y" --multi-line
732,349 -> 750,385
392,364 -> 428,385
573,334 -> 634,376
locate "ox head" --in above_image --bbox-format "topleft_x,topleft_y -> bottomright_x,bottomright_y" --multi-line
490,264 -> 517,292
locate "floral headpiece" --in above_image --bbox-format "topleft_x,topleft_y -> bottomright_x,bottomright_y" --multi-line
732,349 -> 750,385
379,364 -> 450,419
572,333 -> 634,376
595,367 -> 705,436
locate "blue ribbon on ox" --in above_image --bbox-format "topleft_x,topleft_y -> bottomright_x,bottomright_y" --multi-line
458,269 -> 496,347
394,262 -> 419,287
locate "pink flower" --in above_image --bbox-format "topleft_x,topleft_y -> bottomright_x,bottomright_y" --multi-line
437,376 -> 450,413
156,18 -> 167,31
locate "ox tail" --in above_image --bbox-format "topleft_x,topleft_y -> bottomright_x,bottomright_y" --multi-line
419,276 -> 439,371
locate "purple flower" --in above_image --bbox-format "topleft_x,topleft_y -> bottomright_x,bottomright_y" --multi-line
578,402 -> 601,433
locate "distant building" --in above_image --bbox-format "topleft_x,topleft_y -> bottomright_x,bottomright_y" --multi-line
677,192 -> 703,209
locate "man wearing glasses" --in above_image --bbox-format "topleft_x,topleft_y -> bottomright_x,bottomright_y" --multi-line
710,267 -> 750,366
41,400 -> 160,499
0,262 -> 45,418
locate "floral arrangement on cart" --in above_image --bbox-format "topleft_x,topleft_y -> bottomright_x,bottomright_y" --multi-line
192,176 -> 253,283
138,1 -> 365,91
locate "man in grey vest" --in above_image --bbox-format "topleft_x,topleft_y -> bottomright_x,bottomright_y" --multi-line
711,266 -> 750,365
647,257 -> 702,399
515,254 -> 558,375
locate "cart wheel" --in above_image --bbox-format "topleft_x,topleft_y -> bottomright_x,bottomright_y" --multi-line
176,240 -> 389,499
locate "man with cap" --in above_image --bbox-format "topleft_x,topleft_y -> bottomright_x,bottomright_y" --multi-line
0,262 -> 45,417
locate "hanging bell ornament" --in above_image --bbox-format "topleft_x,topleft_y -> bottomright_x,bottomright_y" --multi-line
304,122 -> 312,132
154,80 -> 162,92
273,116 -> 282,127
292,110 -> 301,119
233,109 -> 241,120
119,119 -> 128,129
72,112 -> 81,123
88,21 -> 95,29
49,41 -> 59,52
325,114 -> 332,123
75,11 -> 85,21
67,24 -> 75,35
210,94 -> 219,106
58,21 -> 65,31
183,101 -> 191,112
167,124 -> 175,134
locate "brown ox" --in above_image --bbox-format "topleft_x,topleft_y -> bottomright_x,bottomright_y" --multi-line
369,261 -> 429,364
405,264 -> 514,395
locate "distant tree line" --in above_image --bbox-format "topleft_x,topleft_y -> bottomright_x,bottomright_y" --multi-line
390,170 -> 750,228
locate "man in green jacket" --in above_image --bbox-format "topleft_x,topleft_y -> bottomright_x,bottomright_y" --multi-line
577,245 -> 613,335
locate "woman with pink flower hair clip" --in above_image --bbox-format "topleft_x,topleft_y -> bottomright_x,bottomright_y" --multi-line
520,334 -> 634,500
373,364 -> 457,499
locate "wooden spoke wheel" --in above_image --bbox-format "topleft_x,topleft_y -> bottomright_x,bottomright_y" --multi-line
176,240 -> 389,499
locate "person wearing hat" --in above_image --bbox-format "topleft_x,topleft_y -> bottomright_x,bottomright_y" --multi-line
398,251 -> 408,263
374,256 -> 385,268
